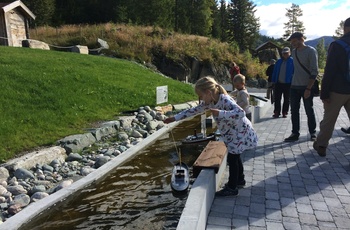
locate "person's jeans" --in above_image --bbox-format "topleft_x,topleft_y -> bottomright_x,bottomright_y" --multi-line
274,83 -> 291,115
290,88 -> 316,135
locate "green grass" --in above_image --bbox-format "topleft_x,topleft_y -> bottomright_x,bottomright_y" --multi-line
0,46 -> 197,161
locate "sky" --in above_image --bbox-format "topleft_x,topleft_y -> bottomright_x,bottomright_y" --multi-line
246,0 -> 350,40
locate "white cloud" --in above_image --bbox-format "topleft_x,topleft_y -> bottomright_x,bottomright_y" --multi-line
255,0 -> 350,40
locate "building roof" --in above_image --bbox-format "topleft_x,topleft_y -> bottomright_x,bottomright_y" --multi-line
1,0 -> 35,19
255,41 -> 281,53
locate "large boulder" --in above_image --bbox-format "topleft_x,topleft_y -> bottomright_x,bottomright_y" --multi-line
57,133 -> 96,154
22,39 -> 50,50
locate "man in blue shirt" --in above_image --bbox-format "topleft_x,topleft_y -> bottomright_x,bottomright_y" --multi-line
271,47 -> 294,118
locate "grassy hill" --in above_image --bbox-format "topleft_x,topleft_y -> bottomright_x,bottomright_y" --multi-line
0,46 -> 197,161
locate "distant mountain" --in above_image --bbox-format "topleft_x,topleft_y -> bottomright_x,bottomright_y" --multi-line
305,36 -> 335,48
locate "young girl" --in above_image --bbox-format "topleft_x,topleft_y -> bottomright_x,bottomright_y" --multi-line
230,74 -> 252,121
164,76 -> 258,196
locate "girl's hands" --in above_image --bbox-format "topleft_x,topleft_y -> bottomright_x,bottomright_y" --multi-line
164,117 -> 175,124
210,109 -> 219,117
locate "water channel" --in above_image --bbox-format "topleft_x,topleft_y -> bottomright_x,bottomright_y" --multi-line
24,116 -> 214,230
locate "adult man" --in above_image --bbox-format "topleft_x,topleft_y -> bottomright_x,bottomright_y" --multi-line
265,59 -> 275,99
284,32 -> 318,142
271,47 -> 293,118
313,17 -> 350,156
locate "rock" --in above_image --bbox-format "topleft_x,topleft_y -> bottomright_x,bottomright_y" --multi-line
14,168 -> 35,180
54,179 -> 73,192
0,167 -> 9,182
0,185 -> 7,196
42,164 -> 54,173
12,194 -> 30,207
130,130 -> 143,138
146,120 -> 158,131
22,39 -> 50,50
8,204 -> 21,215
94,156 -> 110,168
117,132 -> 129,141
119,117 -> 134,129
118,146 -> 128,153
31,192 -> 49,202
31,185 -> 46,194
80,166 -> 95,176
7,185 -> 27,195
66,153 -> 83,162
91,125 -> 117,141
71,45 -> 89,54
57,133 -> 96,154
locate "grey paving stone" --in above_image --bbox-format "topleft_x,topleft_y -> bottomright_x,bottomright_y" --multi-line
234,205 -> 250,217
266,209 -> 282,221
249,217 -> 265,227
266,200 -> 281,210
266,221 -> 284,229
283,222 -> 302,230
299,213 -> 317,226
296,203 -> 314,214
314,210 -> 334,222
282,205 -> 298,218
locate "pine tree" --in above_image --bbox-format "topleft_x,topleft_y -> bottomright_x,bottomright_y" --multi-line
334,20 -> 344,39
227,0 -> 260,51
22,0 -> 55,26
283,4 -> 305,40
316,38 -> 326,69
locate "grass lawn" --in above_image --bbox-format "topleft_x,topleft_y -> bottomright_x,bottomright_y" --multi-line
0,46 -> 197,161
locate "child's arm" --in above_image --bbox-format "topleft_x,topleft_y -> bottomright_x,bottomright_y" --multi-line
169,103 -> 208,122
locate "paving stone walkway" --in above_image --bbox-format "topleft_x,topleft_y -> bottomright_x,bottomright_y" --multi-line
207,96 -> 350,230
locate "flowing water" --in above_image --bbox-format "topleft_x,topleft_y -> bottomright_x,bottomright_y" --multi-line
24,116 -> 214,230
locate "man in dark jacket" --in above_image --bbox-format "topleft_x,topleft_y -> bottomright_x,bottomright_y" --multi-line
313,17 -> 350,157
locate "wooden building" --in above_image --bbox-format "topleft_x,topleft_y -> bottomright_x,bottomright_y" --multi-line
255,41 -> 281,64
0,0 -> 35,47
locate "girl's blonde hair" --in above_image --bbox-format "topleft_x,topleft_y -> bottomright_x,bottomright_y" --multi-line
195,76 -> 228,95
233,74 -> 246,84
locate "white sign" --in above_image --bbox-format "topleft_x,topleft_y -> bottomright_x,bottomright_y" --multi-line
156,86 -> 168,104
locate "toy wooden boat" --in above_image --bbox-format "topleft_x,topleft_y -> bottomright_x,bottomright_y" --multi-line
170,162 -> 190,192
181,129 -> 216,144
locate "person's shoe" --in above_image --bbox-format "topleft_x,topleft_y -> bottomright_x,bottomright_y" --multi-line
272,114 -> 279,118
216,186 -> 239,197
341,127 -> 350,134
282,113 -> 287,118
310,133 -> 317,141
225,180 -> 246,189
313,141 -> 326,157
237,180 -> 246,188
284,133 -> 299,142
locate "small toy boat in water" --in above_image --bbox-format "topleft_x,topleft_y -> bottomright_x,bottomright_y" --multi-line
181,129 -> 216,145
171,162 -> 190,192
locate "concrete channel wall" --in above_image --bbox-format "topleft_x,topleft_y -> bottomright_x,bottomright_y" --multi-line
0,121 -> 182,230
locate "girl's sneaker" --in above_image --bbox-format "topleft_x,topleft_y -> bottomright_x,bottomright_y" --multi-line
216,185 -> 239,196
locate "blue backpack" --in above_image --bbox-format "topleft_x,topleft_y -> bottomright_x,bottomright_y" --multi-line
335,39 -> 350,82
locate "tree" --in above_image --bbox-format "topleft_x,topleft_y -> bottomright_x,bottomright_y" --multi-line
214,0 -> 229,41
283,4 -> 305,40
191,0 -> 215,36
316,38 -> 326,69
226,0 -> 260,51
22,0 -> 55,26
334,20 -> 345,39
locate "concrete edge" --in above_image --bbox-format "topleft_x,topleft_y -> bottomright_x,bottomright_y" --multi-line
0,121 -> 182,230
176,153 -> 227,230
